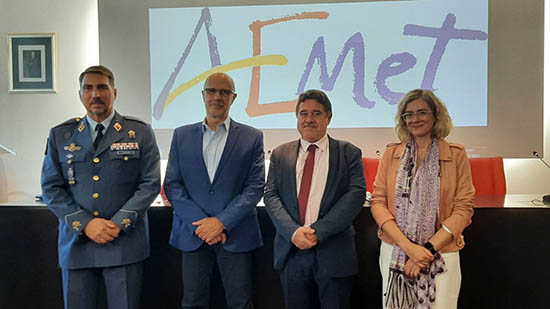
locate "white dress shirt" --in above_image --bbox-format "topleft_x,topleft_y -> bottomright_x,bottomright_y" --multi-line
202,117 -> 230,183
295,134 -> 330,227
86,111 -> 114,141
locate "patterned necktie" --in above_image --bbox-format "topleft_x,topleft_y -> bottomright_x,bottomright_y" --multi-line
94,124 -> 105,149
298,144 -> 317,225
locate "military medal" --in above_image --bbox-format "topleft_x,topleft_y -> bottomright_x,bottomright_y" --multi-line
68,166 -> 76,185
113,122 -> 122,131
128,130 -> 136,139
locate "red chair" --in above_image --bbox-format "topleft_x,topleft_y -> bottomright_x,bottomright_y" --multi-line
468,157 -> 506,195
362,158 -> 380,193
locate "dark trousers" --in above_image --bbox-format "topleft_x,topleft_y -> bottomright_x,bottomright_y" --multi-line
280,248 -> 353,309
181,243 -> 253,309
61,262 -> 143,309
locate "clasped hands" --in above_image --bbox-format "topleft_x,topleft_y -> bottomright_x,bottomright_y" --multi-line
403,243 -> 435,279
84,218 -> 121,244
292,226 -> 318,250
193,217 -> 226,245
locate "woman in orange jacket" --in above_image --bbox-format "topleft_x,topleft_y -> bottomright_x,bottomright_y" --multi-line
371,89 -> 475,309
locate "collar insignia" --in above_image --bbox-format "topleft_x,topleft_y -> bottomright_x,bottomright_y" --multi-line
113,122 -> 122,132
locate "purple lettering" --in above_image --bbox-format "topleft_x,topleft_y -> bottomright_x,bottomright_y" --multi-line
375,52 -> 417,105
297,32 -> 375,108
404,13 -> 488,91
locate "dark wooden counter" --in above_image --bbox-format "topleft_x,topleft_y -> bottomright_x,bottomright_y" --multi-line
1,195 -> 549,308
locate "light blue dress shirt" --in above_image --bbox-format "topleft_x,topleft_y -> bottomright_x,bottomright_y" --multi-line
202,117 -> 230,183
86,111 -> 115,141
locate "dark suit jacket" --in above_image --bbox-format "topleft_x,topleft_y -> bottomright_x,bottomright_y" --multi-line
264,136 -> 366,277
164,119 -> 264,253
41,111 -> 161,269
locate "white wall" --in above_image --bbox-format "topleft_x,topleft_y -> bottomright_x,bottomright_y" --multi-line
0,0 -> 99,202
0,0 -> 548,202
503,0 -> 550,194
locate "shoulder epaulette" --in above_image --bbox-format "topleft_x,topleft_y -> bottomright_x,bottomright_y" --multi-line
53,117 -> 82,128
123,115 -> 146,125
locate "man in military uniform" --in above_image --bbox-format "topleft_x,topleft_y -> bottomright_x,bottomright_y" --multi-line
41,65 -> 160,309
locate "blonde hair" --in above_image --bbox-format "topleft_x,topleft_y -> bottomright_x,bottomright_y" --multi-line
395,89 -> 453,142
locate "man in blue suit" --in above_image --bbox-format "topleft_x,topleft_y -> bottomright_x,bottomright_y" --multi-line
164,72 -> 264,309
264,89 -> 366,309
41,65 -> 161,309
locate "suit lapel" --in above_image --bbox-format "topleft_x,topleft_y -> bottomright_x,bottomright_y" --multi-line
191,123 -> 211,185
320,136 -> 339,211
287,140 -> 300,212
72,117 -> 94,156
212,119 -> 240,185
95,112 -> 126,155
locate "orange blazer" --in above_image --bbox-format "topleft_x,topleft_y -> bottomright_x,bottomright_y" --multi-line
371,139 -> 475,252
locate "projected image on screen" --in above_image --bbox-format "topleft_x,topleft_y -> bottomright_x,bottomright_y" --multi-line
149,0 -> 487,129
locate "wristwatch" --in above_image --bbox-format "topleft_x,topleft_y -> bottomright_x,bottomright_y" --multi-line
423,241 -> 437,255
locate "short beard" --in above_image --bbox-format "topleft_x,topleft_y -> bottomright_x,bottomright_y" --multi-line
89,108 -> 107,116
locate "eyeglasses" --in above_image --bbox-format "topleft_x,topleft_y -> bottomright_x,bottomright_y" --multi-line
203,88 -> 235,96
401,110 -> 433,121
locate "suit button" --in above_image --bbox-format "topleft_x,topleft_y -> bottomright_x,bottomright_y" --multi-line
124,156 -> 129,161
209,190 -> 214,194
93,211 -> 99,216
93,158 -> 100,163
92,193 -> 99,199
92,175 -> 100,181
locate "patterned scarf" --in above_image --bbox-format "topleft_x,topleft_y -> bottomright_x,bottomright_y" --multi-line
385,140 -> 446,309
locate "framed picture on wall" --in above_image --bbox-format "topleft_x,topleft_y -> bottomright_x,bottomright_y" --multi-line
8,33 -> 57,93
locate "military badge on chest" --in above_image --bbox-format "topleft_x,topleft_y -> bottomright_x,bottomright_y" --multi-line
110,142 -> 140,151
63,143 -> 82,185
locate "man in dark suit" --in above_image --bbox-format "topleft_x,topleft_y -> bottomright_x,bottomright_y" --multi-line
41,65 -> 161,309
164,72 -> 264,309
264,89 -> 366,309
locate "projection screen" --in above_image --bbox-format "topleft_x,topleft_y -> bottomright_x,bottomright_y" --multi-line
98,0 -> 543,158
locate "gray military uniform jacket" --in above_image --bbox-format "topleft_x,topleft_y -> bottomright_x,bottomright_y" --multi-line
41,111 -> 160,269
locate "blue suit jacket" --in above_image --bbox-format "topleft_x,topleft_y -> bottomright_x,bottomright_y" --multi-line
41,112 -> 161,269
164,119 -> 264,253
264,136 -> 366,277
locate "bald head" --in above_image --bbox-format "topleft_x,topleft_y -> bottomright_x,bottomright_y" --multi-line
204,72 -> 235,91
